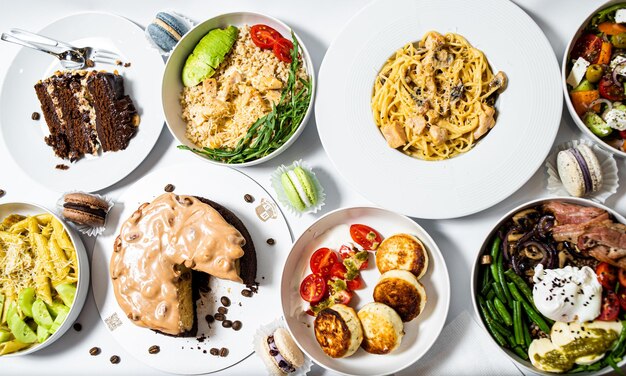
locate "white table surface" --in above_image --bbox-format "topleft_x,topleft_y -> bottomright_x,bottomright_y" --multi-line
1,0 -> 625,375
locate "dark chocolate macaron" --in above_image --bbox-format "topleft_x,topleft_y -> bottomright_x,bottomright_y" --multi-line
62,193 -> 109,227
146,12 -> 189,52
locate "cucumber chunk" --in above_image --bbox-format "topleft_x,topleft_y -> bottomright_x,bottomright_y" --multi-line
584,112 -> 613,137
18,288 -> 36,317
54,283 -> 76,307
36,324 -> 50,343
8,315 -> 37,344
46,301 -> 70,319
49,309 -> 69,334
572,79 -> 595,92
0,330 -> 11,343
32,299 -> 54,329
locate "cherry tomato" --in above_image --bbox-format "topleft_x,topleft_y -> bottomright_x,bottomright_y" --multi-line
332,290 -> 353,305
338,244 -> 369,270
305,309 -> 315,317
620,130 -> 626,140
598,290 -> 621,321
571,33 -> 603,63
273,37 -> 293,63
299,273 -> 327,303
346,275 -> 364,290
597,262 -> 618,291
329,263 -> 347,280
599,73 -> 626,101
250,24 -> 281,49
310,247 -> 338,277
350,224 -> 383,250
618,289 -> 626,311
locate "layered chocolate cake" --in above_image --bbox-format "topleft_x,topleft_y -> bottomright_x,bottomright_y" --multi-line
110,193 -> 256,337
34,70 -> 139,161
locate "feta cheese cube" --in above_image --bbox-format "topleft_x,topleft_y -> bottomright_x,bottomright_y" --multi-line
611,55 -> 626,76
567,57 -> 590,88
616,9 -> 626,24
603,108 -> 626,130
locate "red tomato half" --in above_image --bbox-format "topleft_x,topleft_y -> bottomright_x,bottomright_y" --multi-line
329,263 -> 347,280
299,273 -> 327,303
620,130 -> 626,140
349,224 -> 383,250
250,24 -> 281,49
598,291 -> 621,321
571,33 -> 603,63
599,74 -> 626,101
339,244 -> 369,270
273,37 -> 293,63
332,290 -> 353,305
310,248 -> 338,277
597,262 -> 618,291
346,275 -> 364,290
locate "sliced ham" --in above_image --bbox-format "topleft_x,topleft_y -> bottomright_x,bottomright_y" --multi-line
551,216 -> 612,243
542,201 -> 607,225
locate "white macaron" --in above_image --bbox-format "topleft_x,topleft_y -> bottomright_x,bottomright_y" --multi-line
556,144 -> 603,197
260,328 -> 305,375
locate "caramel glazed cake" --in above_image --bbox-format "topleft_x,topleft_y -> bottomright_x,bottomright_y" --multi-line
34,70 -> 139,161
110,193 -> 257,336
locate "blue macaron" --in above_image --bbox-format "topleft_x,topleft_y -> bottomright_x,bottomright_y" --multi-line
147,12 -> 189,52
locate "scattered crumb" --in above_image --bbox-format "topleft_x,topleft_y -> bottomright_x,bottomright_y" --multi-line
124,62 -> 131,67
55,164 -> 69,170
85,59 -> 95,67
115,60 -> 123,66
0,189 -> 5,198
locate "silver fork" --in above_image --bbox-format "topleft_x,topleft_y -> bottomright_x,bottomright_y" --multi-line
8,28 -> 123,65
1,32 -> 85,69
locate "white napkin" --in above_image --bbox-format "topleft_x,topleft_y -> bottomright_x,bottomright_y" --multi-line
398,311 -> 523,376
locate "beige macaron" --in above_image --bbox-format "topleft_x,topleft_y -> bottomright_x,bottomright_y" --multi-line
557,144 -> 602,197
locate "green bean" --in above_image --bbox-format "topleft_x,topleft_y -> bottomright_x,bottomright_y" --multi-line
522,316 -> 532,348
606,355 -> 623,375
493,298 -> 512,326
497,255 -> 513,307
478,300 -> 508,347
504,269 -> 534,306
569,366 -> 586,373
609,321 -> 626,359
482,267 -> 491,290
489,237 -> 502,284
486,288 -> 496,301
480,282 -> 492,296
492,282 -> 507,303
513,301 -> 523,346
487,315 -> 512,338
508,282 -> 551,334
486,300 -> 502,324
512,345 -> 529,360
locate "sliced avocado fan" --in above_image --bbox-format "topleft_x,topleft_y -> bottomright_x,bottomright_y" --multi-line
182,25 -> 239,87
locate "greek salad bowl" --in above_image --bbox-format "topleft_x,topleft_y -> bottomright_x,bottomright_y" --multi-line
563,0 -> 626,158
471,197 -> 626,375
0,202 -> 89,356
161,12 -> 316,167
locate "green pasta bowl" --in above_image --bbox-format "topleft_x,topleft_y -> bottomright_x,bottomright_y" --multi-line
471,197 -> 626,375
0,202 -> 89,356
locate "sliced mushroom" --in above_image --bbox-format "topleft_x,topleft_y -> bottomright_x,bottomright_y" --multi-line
489,71 -> 508,94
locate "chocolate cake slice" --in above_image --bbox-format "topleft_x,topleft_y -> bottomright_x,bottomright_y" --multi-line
34,70 -> 139,161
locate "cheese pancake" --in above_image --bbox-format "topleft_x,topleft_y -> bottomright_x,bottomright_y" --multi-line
373,270 -> 427,322
358,302 -> 404,354
376,233 -> 429,278
314,304 -> 363,358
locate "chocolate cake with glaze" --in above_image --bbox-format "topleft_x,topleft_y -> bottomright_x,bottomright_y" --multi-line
110,193 -> 256,337
34,70 -> 139,161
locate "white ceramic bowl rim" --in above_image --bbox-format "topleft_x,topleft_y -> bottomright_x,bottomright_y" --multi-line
562,0 -> 626,158
161,11 -> 317,167
470,196 -> 626,375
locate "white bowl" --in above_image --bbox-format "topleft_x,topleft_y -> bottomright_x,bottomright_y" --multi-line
161,12 -> 316,167
562,0 -> 626,158
281,206 -> 450,376
470,197 -> 626,375
0,202 -> 89,356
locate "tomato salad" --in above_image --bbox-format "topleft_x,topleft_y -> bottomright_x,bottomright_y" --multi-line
299,224 -> 382,315
566,3 -> 626,152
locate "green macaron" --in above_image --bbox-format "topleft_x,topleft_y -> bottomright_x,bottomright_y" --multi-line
280,167 -> 318,212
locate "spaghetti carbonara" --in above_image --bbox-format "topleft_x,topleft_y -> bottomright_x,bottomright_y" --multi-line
371,31 -> 507,161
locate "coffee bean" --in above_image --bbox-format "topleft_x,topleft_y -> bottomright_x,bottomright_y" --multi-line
232,321 -> 242,331
241,289 -> 253,297
243,194 -> 254,203
73,323 -> 82,331
220,296 -> 231,307
148,345 -> 160,354
164,184 -> 175,192
210,348 -> 219,356
31,112 -> 40,120
214,313 -> 225,321
219,347 -> 229,357
222,320 -> 232,328
205,314 -> 215,324
217,307 -> 228,315
266,238 -> 275,245
89,347 -> 101,356
110,355 -> 120,364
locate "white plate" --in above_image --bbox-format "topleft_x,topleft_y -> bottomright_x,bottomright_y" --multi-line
0,202 -> 89,356
91,162 -> 292,374
315,0 -> 562,219
281,207 -> 450,376
0,12 -> 164,192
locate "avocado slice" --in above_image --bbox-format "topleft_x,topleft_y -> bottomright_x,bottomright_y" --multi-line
18,288 -> 36,318
182,25 -> 239,87
584,112 -> 612,137
36,325 -> 50,343
0,330 -> 11,343
54,283 -> 76,307
32,299 -> 54,329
